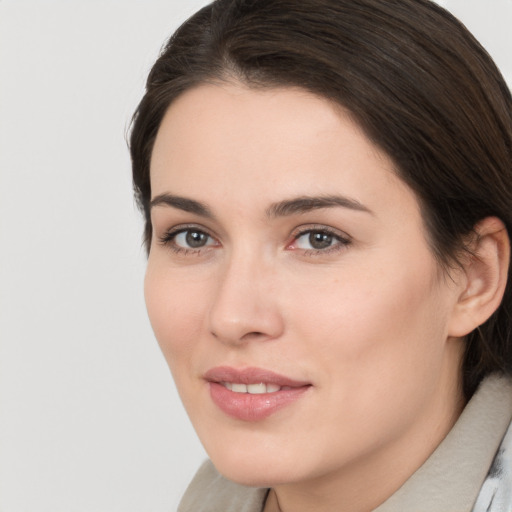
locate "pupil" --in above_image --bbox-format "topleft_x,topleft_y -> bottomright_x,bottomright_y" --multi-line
186,231 -> 207,248
309,232 -> 333,249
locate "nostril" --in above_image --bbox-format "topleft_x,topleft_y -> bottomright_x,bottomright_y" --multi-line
210,329 -> 269,344
243,331 -> 265,339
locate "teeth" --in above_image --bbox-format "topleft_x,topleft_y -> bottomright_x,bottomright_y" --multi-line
247,383 -> 266,394
222,382 -> 282,394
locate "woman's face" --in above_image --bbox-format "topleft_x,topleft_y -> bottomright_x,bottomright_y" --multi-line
146,83 -> 465,490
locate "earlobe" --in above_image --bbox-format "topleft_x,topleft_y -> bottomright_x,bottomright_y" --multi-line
448,217 -> 510,338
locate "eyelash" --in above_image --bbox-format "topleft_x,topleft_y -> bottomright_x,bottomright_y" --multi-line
288,225 -> 352,256
157,224 -> 351,256
158,225 -> 218,255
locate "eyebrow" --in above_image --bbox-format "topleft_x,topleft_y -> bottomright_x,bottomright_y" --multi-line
149,193 -> 372,219
266,195 -> 373,218
150,193 -> 214,218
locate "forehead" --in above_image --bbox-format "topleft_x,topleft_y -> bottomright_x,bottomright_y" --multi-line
151,83 -> 357,178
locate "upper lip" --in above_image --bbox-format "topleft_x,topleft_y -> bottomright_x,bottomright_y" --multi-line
204,366 -> 311,388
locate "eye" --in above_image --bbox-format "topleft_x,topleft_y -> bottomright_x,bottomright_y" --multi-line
174,230 -> 213,249
296,231 -> 336,250
288,226 -> 351,254
159,226 -> 218,253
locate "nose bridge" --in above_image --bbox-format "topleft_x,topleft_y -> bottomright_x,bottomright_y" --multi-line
208,245 -> 283,345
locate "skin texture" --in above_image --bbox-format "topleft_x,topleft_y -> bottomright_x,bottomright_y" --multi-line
145,83 -> 507,512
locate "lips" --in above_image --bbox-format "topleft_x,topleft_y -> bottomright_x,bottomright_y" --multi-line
204,366 -> 311,421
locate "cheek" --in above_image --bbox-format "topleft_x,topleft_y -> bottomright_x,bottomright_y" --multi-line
144,262 -> 208,371
282,260 -> 452,462
291,254 -> 448,391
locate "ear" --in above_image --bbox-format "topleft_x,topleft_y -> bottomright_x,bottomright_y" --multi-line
448,217 -> 510,338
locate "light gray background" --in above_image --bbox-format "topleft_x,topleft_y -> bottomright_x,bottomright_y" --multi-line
1,1 -> 510,511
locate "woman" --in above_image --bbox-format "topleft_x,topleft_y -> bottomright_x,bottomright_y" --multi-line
130,0 -> 512,510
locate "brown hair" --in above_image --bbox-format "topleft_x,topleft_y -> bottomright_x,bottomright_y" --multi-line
130,0 -> 512,397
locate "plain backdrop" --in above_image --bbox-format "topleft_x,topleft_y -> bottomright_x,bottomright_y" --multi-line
0,1 -> 510,511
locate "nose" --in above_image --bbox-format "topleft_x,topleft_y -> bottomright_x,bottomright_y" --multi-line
208,253 -> 284,346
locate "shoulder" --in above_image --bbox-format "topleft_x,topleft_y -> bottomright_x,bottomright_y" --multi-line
178,460 -> 268,512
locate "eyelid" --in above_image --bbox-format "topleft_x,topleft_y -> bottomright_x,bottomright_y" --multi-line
289,224 -> 351,241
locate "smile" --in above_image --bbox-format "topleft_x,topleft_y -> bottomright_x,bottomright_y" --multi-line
205,367 -> 311,421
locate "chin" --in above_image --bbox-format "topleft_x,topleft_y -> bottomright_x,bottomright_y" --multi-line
205,437 -> 317,488
212,456 -> 292,488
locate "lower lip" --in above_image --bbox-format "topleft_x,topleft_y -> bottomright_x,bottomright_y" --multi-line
209,382 -> 310,421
